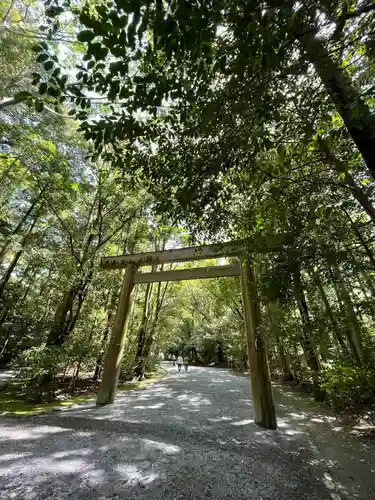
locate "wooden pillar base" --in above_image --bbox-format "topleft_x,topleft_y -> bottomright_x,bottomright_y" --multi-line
96,263 -> 137,406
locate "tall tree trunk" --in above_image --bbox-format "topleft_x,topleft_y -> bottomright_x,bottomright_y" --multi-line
0,188 -> 45,264
134,280 -> 155,379
47,258 -> 94,346
328,257 -> 364,363
276,338 -> 293,381
344,209 -> 375,270
46,286 -> 78,346
298,27 -> 375,177
266,303 -> 293,380
65,284 -> 89,336
317,137 -> 375,223
356,271 -> 375,318
313,271 -> 349,354
0,214 -> 39,299
0,269 -> 37,329
292,267 -> 324,401
0,249 -> 23,300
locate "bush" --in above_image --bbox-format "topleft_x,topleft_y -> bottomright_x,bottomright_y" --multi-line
321,363 -> 375,411
15,345 -> 70,402
16,345 -> 68,382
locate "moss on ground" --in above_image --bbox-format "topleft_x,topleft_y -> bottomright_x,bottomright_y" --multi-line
0,370 -> 165,417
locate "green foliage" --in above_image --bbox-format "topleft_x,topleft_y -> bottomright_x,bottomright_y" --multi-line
17,345 -> 67,382
321,363 -> 375,411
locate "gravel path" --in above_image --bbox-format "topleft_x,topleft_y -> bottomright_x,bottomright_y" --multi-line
0,365 -> 374,499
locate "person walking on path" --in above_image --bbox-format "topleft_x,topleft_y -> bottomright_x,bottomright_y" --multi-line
177,355 -> 183,371
172,354 -> 176,367
184,357 -> 189,371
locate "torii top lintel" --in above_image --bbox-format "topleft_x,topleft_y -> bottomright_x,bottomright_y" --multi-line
100,233 -> 291,270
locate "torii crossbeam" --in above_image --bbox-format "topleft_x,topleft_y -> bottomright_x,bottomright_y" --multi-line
97,239 -> 277,430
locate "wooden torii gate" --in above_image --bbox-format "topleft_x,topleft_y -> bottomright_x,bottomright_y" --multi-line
97,240 -> 277,430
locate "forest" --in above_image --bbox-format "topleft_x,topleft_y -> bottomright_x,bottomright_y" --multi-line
0,0 -> 375,418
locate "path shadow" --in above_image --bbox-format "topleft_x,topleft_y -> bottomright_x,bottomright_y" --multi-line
1,367 -> 374,499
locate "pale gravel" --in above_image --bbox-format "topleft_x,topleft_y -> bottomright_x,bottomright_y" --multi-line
0,365 -> 373,499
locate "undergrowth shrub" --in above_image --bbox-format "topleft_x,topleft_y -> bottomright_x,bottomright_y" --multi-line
321,363 -> 375,411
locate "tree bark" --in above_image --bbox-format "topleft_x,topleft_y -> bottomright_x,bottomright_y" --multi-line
343,208 -> 375,270
134,280 -> 155,379
0,195 -> 41,264
266,303 -> 293,380
292,267 -> 324,401
317,137 -> 375,224
298,27 -> 375,177
46,286 -> 78,346
313,271 -> 349,354
328,258 -> 364,363
0,214 -> 39,299
276,338 -> 293,381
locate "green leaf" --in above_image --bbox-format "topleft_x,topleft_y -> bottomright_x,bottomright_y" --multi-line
45,5 -> 64,17
60,75 -> 68,87
89,43 -> 108,61
32,44 -> 44,53
31,72 -> 41,84
36,53 -> 49,63
77,30 -> 96,43
47,86 -> 61,98
35,100 -> 44,112
44,61 -> 54,71
39,82 -> 48,94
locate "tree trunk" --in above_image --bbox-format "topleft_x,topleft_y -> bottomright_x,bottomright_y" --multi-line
47,261 -> 94,346
298,27 -> 375,177
65,267 -> 94,337
0,249 -> 23,300
344,209 -> 375,270
240,257 -> 277,429
0,214 -> 39,299
317,137 -> 375,223
46,286 -> 78,346
313,271 -> 349,354
356,271 -> 375,318
137,275 -> 171,379
134,280 -> 155,379
328,258 -> 364,363
266,303 -> 293,380
0,188 -> 45,264
292,267 -> 324,401
70,360 -> 82,393
276,338 -> 293,381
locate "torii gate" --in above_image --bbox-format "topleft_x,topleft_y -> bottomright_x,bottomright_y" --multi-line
96,240 -> 277,430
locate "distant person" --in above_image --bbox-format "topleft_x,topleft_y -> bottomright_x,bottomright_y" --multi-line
184,357 -> 189,371
172,354 -> 176,366
177,355 -> 183,371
